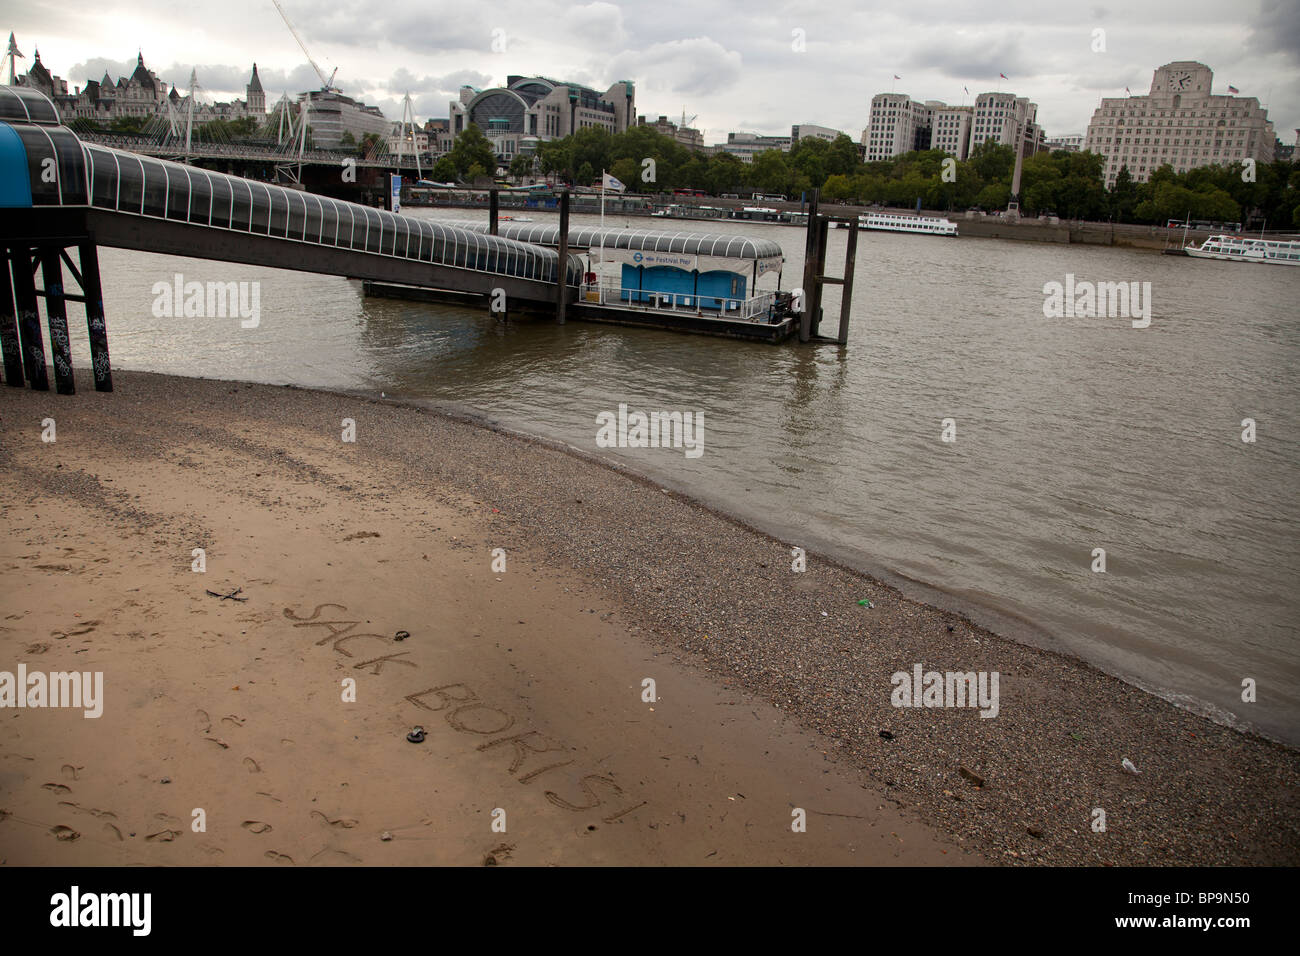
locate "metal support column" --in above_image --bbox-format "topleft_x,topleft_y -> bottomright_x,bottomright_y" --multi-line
79,243 -> 112,391
39,247 -> 75,394
0,249 -> 24,386
10,247 -> 47,391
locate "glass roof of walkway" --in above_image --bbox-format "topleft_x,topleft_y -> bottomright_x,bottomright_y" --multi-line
2,86 -> 582,287
455,222 -> 785,262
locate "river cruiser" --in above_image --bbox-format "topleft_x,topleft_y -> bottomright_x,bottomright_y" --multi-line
1185,234 -> 1300,266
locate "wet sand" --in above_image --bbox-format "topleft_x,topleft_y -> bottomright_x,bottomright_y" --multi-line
0,369 -> 1296,865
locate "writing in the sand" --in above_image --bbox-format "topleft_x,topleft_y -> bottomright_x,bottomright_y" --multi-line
283,603 -> 646,824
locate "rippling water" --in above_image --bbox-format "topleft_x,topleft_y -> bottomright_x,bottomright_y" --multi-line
46,206 -> 1300,744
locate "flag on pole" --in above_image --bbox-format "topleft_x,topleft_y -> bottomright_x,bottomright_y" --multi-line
1227,85 -> 1239,94
1125,86 -> 1130,94
893,74 -> 901,80
999,73 -> 1008,79
963,86 -> 969,94
601,171 -> 626,193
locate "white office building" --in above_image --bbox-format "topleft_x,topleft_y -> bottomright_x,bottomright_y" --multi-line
717,131 -> 792,162
969,92 -> 1043,154
791,123 -> 844,144
862,93 -> 937,161
1083,61 -> 1275,187
930,106 -> 972,159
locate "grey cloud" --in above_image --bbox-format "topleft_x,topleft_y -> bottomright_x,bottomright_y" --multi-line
1248,0 -> 1300,62
901,34 -> 1035,82
606,37 -> 743,96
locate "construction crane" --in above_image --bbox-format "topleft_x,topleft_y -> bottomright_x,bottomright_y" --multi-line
271,0 -> 339,92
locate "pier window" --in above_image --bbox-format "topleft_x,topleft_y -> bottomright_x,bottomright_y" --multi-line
186,169 -> 212,226
265,186 -> 287,238
117,155 -> 145,215
89,148 -> 117,209
303,194 -> 323,244
208,176 -> 233,229
249,182 -> 271,235
379,212 -> 396,256
47,129 -> 87,205
167,166 -> 191,222
318,198 -> 340,247
285,190 -> 307,241
363,208 -> 383,253
139,159 -> 167,218
229,179 -> 253,232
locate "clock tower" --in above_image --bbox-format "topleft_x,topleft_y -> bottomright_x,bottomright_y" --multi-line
1150,61 -> 1212,96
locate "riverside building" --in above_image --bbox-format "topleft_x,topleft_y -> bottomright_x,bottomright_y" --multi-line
863,91 -> 1042,161
930,106 -> 972,159
862,93 -> 937,160
969,92 -> 1043,153
716,131 -> 792,162
1084,61 -> 1275,186
12,43 -> 264,124
791,123 -> 845,144
449,76 -> 635,164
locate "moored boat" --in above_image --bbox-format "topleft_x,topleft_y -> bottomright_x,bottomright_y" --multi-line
1184,235 -> 1300,265
829,211 -> 958,236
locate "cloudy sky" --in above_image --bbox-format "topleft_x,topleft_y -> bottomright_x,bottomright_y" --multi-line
8,0 -> 1299,144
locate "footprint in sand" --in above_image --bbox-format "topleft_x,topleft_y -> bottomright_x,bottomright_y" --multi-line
50,825 -> 80,842
60,764 -> 82,781
264,850 -> 294,865
308,847 -> 363,864
309,810 -> 359,829
145,829 -> 180,842
50,621 -> 99,637
221,715 -> 245,728
58,802 -> 117,820
204,737 -> 230,750
195,709 -> 211,734
196,844 -> 224,857
42,783 -> 71,794
153,812 -> 181,824
103,823 -> 123,841
242,821 -> 273,834
256,792 -> 282,804
242,757 -> 261,773
25,642 -> 50,655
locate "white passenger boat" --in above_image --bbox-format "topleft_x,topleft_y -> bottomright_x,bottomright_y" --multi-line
829,212 -> 958,236
861,212 -> 958,236
1185,234 -> 1300,266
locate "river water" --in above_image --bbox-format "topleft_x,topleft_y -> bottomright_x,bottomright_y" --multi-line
53,207 -> 1300,745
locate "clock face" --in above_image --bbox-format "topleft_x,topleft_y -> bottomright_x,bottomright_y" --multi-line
1170,71 -> 1192,91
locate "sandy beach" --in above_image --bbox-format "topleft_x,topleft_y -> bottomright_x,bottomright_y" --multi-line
1,369 -> 1296,866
